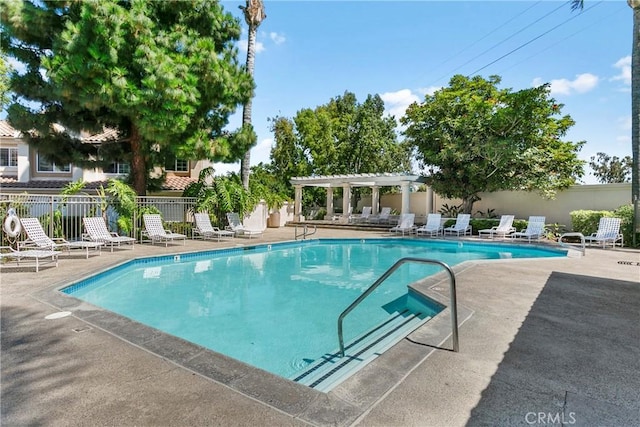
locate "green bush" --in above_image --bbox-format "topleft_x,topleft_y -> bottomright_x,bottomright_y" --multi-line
613,204 -> 638,248
469,218 -> 499,234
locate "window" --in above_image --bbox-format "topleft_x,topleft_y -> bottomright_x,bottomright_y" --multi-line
165,157 -> 189,172
105,162 -> 131,174
0,148 -> 18,167
37,154 -> 71,172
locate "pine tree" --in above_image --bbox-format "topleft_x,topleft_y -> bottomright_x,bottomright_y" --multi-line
1,0 -> 254,194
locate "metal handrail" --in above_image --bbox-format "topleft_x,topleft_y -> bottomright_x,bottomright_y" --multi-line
295,224 -> 317,240
337,257 -> 459,357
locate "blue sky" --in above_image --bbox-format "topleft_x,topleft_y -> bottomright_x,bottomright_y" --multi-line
219,0 -> 632,184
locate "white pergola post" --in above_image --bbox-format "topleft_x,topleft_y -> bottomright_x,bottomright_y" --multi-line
371,185 -> 380,215
294,185 -> 303,221
342,184 -> 351,222
400,181 -> 411,215
326,187 -> 334,218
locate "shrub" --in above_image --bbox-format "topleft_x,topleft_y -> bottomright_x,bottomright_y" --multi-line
613,204 -> 638,248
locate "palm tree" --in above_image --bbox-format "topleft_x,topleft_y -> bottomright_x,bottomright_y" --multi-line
239,0 -> 266,190
572,0 -> 640,244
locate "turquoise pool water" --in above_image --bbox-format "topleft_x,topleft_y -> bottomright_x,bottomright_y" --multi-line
62,239 -> 565,379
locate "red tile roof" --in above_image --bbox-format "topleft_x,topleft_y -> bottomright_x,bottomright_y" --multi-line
0,121 -> 20,138
0,176 -> 197,192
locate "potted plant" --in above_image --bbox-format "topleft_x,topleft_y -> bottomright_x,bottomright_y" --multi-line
264,192 -> 286,228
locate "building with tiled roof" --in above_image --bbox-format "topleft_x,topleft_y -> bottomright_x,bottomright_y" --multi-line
0,120 -> 205,194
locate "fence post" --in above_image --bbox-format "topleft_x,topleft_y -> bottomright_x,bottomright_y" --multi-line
49,195 -> 54,237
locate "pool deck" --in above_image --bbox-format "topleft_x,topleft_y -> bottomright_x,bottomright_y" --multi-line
1,227 -> 639,426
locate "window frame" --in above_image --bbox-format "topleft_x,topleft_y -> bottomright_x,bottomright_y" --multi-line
0,147 -> 18,167
36,153 -> 71,173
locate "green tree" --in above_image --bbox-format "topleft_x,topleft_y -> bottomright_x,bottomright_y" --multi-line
0,53 -> 12,112
572,0 -> 640,239
239,0 -> 266,190
402,74 -> 585,214
183,166 -> 258,227
1,0 -> 253,195
271,91 -> 412,178
269,92 -> 412,207
589,152 -> 632,183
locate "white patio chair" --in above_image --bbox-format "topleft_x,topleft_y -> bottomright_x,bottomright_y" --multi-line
585,217 -> 623,248
19,217 -> 103,258
511,216 -> 546,243
226,212 -> 263,239
416,213 -> 443,237
83,217 -> 135,251
478,215 -> 516,239
142,214 -> 186,246
0,245 -> 59,272
193,213 -> 234,241
390,213 -> 416,236
350,206 -> 372,223
368,207 -> 392,224
442,214 -> 472,236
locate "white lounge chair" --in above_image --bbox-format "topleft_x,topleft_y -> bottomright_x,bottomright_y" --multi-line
193,213 -> 234,241
142,214 -> 186,246
478,215 -> 516,239
443,214 -> 472,236
83,217 -> 135,251
331,206 -> 353,222
585,217 -> 623,248
390,213 -> 416,236
368,207 -> 392,224
226,212 -> 263,238
416,213 -> 442,237
350,206 -> 372,223
19,217 -> 103,258
511,216 -> 546,243
0,245 -> 59,272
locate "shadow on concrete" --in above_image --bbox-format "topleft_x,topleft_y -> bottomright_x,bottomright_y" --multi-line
467,271 -> 640,426
1,305 -> 88,425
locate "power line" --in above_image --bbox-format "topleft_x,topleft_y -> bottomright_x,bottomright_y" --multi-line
467,1 -> 604,77
428,1 -> 567,87
428,1 -> 542,77
496,2 -> 626,76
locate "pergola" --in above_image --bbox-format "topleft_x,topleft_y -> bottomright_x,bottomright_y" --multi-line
289,173 -> 430,221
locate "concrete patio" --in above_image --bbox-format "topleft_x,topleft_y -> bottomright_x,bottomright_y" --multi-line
1,227 -> 638,426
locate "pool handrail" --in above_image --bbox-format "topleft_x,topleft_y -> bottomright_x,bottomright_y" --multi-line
295,224 -> 317,240
337,257 -> 459,357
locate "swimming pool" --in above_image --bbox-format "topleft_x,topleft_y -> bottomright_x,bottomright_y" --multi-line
62,238 -> 566,388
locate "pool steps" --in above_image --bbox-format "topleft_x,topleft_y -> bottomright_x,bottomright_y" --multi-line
292,308 -> 432,392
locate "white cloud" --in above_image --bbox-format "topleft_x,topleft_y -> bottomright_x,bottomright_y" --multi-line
269,32 -> 286,45
238,39 -> 265,54
611,55 -> 631,86
380,89 -> 420,121
417,86 -> 441,96
532,73 -> 599,96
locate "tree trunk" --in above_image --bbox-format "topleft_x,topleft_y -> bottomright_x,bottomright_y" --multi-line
240,0 -> 265,190
461,198 -> 475,215
129,125 -> 147,196
630,1 -> 640,215
240,20 -> 257,190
